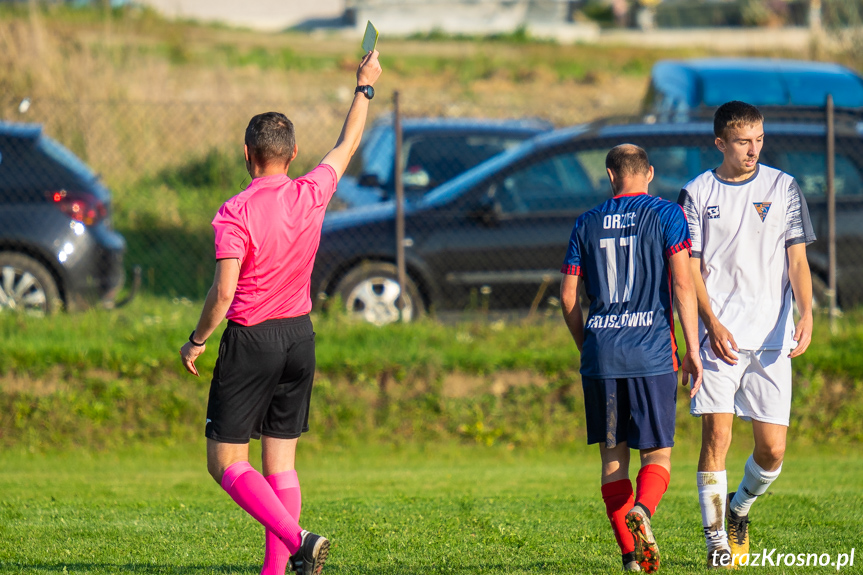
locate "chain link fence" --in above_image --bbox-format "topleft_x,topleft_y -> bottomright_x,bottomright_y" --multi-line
1,95 -> 861,321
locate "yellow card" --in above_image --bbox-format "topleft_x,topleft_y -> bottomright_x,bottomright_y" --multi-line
362,21 -> 379,53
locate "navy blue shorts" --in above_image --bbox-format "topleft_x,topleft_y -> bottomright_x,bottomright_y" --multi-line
582,372 -> 678,449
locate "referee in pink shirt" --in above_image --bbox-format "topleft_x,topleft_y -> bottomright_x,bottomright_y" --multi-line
178,50 -> 382,575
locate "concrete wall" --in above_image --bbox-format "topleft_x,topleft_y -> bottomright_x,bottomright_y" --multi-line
347,0 -> 599,41
136,0 -> 344,32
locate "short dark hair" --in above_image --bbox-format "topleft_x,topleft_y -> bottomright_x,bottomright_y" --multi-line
245,112 -> 296,166
714,101 -> 764,139
606,144 -> 650,187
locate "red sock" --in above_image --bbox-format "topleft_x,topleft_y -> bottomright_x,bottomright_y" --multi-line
261,471 -> 302,575
220,461 -> 303,554
601,479 -> 636,554
635,464 -> 670,517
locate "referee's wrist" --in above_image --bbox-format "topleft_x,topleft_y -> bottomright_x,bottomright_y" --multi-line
189,330 -> 207,347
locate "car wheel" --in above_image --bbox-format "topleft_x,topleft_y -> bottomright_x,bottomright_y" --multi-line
0,252 -> 62,316
334,262 -> 425,326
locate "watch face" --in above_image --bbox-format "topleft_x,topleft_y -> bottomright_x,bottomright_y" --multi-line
366,86 -> 375,99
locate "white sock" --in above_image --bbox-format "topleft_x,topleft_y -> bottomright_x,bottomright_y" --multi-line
730,455 -> 781,517
697,470 -> 728,548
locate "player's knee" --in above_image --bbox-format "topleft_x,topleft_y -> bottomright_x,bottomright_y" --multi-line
705,425 -> 732,450
755,443 -> 785,468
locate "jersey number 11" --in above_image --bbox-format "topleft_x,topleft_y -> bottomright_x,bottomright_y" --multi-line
599,235 -> 637,304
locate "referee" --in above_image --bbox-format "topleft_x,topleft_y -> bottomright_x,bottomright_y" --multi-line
179,51 -> 382,575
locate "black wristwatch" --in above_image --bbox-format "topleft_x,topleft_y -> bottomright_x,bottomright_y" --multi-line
355,85 -> 375,100
189,331 -> 206,347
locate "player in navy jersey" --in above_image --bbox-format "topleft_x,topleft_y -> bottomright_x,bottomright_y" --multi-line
561,145 -> 703,573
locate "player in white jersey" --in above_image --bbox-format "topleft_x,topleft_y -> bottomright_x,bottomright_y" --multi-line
677,101 -> 816,569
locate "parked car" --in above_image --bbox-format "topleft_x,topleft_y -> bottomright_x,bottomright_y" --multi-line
334,116 -> 553,209
0,122 -> 126,314
312,117 -> 863,324
643,58 -> 863,121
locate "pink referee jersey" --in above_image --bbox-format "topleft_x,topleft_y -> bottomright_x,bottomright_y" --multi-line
211,164 -> 337,326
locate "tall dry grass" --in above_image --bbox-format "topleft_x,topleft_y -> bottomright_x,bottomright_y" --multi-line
0,3 -> 669,187
0,5 -> 359,186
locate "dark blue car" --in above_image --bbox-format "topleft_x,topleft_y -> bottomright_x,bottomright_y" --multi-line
313,117 -> 863,324
643,58 -> 863,121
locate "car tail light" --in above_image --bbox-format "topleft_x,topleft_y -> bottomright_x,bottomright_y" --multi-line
48,190 -> 107,226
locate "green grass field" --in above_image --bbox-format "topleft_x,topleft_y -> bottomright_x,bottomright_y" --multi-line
1,441 -> 861,574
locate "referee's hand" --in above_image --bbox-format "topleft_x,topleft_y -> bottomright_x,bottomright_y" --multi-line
357,50 -> 382,87
179,341 -> 205,377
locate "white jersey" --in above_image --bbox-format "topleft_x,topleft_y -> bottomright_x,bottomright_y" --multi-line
679,164 -> 816,350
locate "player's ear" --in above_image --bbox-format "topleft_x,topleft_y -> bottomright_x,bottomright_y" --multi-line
606,168 -> 617,193
715,137 -> 725,152
244,145 -> 253,175
289,144 -> 298,163
646,165 -> 654,184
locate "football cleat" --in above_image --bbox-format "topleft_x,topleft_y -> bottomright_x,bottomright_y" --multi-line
625,504 -> 659,573
289,530 -> 330,575
707,546 -> 736,570
622,551 -> 643,571
726,492 -> 750,566
705,529 -> 735,571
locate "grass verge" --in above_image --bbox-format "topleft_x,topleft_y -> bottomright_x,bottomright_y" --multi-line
1,297 -> 862,449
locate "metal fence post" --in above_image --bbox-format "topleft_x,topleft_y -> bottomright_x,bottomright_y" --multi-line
393,91 -> 408,322
826,94 -> 837,333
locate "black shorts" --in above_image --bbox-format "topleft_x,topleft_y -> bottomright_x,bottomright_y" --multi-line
582,372 -> 678,450
205,315 -> 315,444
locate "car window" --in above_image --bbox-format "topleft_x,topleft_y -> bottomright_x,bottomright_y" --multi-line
402,135 -> 524,192
0,136 -> 82,198
770,151 -> 863,198
496,149 -> 602,214
344,126 -> 394,185
574,149 -> 608,191
642,146 -> 717,200
570,145 -> 720,202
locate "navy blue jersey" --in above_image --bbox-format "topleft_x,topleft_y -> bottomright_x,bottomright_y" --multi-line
561,193 -> 691,379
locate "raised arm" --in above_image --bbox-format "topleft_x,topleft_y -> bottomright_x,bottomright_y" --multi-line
669,250 -> 702,397
320,51 -> 382,181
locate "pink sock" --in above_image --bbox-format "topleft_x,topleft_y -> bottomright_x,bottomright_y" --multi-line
261,470 -> 303,575
220,461 -> 303,554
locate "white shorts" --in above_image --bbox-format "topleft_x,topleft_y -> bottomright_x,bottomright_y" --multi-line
690,347 -> 792,426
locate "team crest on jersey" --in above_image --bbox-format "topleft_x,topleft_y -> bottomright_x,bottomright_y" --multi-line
706,206 -> 720,219
753,202 -> 772,222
